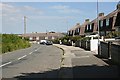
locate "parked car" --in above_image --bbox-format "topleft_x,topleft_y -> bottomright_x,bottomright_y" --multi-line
46,41 -> 53,45
40,40 -> 53,45
40,40 -> 47,45
115,36 -> 120,40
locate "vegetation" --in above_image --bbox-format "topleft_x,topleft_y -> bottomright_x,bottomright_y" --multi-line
105,31 -> 120,38
52,35 -> 84,45
1,34 -> 31,54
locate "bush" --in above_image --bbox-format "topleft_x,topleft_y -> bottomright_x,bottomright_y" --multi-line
105,31 -> 120,38
52,38 -> 60,44
1,34 -> 31,53
80,37 -> 91,41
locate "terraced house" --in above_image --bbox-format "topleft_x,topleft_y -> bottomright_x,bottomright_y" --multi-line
21,32 -> 64,43
68,2 -> 120,37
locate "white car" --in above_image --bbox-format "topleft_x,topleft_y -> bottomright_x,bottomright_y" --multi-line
40,40 -> 47,45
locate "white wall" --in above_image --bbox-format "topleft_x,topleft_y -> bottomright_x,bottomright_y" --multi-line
90,39 -> 103,54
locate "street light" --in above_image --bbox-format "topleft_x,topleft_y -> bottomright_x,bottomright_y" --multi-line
24,16 -> 27,34
97,0 -> 101,56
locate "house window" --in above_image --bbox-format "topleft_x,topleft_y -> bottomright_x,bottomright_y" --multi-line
77,28 -> 79,32
86,25 -> 89,30
77,28 -> 80,33
79,28 -> 80,32
36,37 -> 39,40
71,31 -> 72,34
45,36 -> 48,39
90,24 -> 92,30
106,18 -> 109,26
100,20 -> 103,27
29,37 -> 33,40
52,36 -> 55,40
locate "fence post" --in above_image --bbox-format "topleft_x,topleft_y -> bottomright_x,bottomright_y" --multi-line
85,41 -> 87,50
79,41 -> 81,47
108,42 -> 112,59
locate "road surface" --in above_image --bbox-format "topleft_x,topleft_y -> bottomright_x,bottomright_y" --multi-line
1,44 -> 62,79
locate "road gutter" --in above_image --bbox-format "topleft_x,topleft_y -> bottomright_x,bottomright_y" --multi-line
53,44 -> 73,78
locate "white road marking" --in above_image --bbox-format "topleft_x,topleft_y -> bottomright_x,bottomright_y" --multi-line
29,52 -> 33,54
35,49 -> 37,51
34,48 -> 40,52
1,47 -> 40,67
0,61 -> 12,67
18,55 -> 27,60
76,56 -> 90,58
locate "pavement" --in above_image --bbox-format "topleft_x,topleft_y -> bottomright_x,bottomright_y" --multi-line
54,44 -> 119,79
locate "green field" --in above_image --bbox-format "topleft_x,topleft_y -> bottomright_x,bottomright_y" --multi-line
1,34 -> 31,54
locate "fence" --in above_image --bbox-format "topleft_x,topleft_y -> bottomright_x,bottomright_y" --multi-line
100,41 -> 111,59
75,40 -> 90,50
100,41 -> 120,65
111,43 -> 120,65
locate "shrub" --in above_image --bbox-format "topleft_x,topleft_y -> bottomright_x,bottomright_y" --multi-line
2,34 -> 31,53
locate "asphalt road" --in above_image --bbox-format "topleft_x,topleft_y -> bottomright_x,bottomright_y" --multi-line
1,44 -> 63,79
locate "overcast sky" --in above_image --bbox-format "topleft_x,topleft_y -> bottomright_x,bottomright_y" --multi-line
1,1 -> 118,34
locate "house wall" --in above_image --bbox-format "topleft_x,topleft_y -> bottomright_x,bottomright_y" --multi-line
68,9 -> 119,37
90,39 -> 99,54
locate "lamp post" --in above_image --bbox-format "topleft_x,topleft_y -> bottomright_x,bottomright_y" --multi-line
97,0 -> 101,56
24,16 -> 27,34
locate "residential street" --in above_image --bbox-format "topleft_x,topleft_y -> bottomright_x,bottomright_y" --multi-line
2,44 -> 62,79
1,44 -> 119,79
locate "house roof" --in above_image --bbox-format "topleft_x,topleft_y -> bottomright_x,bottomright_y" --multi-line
21,32 -> 65,37
68,23 -> 80,31
79,20 -> 90,35
101,9 -> 118,20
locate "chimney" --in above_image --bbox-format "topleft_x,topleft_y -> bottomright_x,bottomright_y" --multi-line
99,13 -> 104,17
117,1 -> 120,9
76,23 -> 80,25
85,19 -> 89,22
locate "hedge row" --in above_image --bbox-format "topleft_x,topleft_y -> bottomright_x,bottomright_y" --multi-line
1,34 -> 31,53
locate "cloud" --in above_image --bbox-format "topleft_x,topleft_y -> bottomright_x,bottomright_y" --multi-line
50,5 -> 81,14
2,3 -> 44,16
30,15 -> 76,21
1,3 -> 20,14
1,3 -> 44,23
50,5 -> 69,10
21,6 -> 44,15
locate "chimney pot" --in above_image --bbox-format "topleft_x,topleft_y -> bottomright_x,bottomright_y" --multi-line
85,19 -> 89,22
76,23 -> 80,25
99,13 -> 104,17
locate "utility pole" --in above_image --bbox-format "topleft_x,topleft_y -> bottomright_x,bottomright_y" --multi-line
24,16 -> 27,34
97,0 -> 101,56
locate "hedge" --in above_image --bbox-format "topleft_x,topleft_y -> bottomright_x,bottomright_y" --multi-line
1,34 -> 31,54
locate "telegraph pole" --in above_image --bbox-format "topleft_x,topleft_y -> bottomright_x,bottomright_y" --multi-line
97,0 -> 101,56
24,16 -> 27,34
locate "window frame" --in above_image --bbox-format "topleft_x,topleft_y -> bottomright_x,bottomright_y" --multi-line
106,18 -> 109,26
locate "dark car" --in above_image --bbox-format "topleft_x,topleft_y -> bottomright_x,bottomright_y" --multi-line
46,41 -> 53,45
115,36 -> 120,40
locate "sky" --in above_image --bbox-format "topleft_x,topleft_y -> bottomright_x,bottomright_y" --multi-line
1,1 -> 118,34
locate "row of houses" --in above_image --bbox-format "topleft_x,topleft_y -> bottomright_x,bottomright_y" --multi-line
20,32 -> 64,42
67,3 -> 120,37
